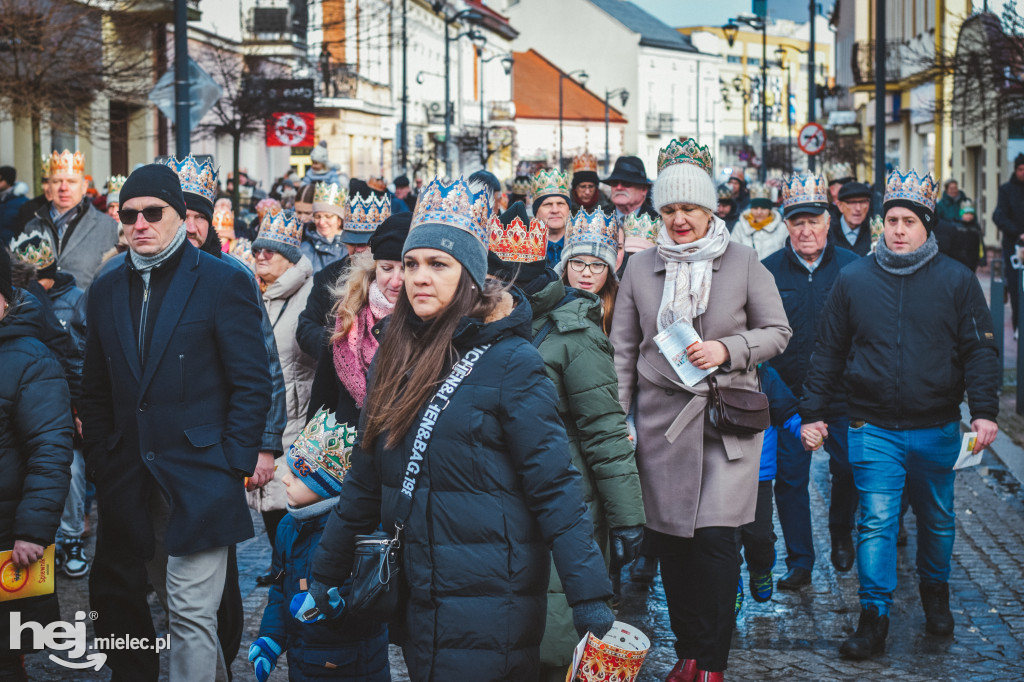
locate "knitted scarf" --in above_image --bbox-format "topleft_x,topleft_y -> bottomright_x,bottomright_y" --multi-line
874,232 -> 938,276
332,281 -> 394,407
655,215 -> 730,332
129,225 -> 188,285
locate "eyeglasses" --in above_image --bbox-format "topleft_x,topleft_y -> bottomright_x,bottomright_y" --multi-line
568,258 -> 608,275
252,248 -> 277,259
118,205 -> 170,225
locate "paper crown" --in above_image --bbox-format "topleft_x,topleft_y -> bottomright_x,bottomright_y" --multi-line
366,176 -> 387,193
566,208 -> 618,255
255,197 -> 282,219
40,156 -> 51,179
748,183 -> 773,201
622,213 -> 660,248
106,175 -> 127,195
213,209 -> 234,230
163,155 -> 218,204
657,138 -> 713,176
345,192 -> 391,234
781,173 -> 829,211
532,169 -> 570,200
257,210 -> 302,249
48,149 -> 85,177
9,231 -> 56,270
716,184 -> 733,201
410,176 -> 492,244
825,162 -> 855,184
287,407 -> 357,497
488,208 -> 548,263
883,169 -> 938,212
572,153 -> 599,174
313,182 -> 347,208
510,176 -> 532,196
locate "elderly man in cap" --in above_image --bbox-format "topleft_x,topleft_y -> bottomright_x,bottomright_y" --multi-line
603,155 -> 658,224
801,169 -> 999,659
762,174 -> 861,592
80,164 -> 272,681
829,181 -> 875,256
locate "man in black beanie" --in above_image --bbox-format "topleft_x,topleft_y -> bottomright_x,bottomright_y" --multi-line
80,163 -> 273,681
994,153 -> 1024,333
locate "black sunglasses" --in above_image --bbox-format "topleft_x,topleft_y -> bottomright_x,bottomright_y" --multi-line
119,205 -> 169,225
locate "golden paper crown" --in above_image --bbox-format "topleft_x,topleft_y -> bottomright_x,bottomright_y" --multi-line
9,231 -> 56,270
256,210 -> 303,249
716,184 -> 733,201
657,138 -> 713,175
781,173 -> 828,212
163,155 -> 218,204
313,182 -> 347,208
748,183 -> 772,201
40,156 -> 51,179
345,192 -> 391,234
622,213 -> 660,247
510,176 -> 532,196
106,175 -> 127,195
213,209 -> 234,230
410,176 -> 492,244
488,206 -> 547,263
49,149 -> 85,176
825,162 -> 855,184
883,169 -> 938,212
532,169 -> 570,201
572,153 -> 599,174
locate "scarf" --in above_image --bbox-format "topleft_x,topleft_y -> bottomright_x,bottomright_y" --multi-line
333,281 -> 394,407
873,232 -> 939,276
287,496 -> 338,521
655,216 -> 731,332
129,225 -> 188,285
51,197 -> 90,242
744,212 -> 775,231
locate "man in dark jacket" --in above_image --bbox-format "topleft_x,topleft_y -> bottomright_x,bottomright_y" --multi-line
993,153 -> 1024,332
801,169 -> 1000,660
295,254 -> 348,358
764,173 -> 861,591
79,165 -> 272,681
716,184 -> 740,232
829,182 -> 875,256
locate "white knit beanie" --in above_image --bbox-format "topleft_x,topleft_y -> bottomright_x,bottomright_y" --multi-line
653,162 -> 717,214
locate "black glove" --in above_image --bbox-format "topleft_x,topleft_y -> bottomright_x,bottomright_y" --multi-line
609,525 -> 644,571
572,599 -> 615,639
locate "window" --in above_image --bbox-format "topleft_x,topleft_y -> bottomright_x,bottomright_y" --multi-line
748,57 -> 760,67
727,55 -> 742,64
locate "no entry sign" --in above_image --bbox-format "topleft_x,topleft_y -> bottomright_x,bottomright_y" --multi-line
798,122 -> 826,156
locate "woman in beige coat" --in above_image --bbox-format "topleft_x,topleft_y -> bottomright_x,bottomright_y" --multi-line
610,138 -> 791,682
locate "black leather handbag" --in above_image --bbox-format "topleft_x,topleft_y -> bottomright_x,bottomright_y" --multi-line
706,375 -> 770,436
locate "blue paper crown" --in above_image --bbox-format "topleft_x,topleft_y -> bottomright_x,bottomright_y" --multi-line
345,192 -> 391,234
781,173 -> 828,211
566,208 -> 619,254
883,169 -> 937,212
163,154 -> 219,204
410,176 -> 492,244
257,210 -> 302,250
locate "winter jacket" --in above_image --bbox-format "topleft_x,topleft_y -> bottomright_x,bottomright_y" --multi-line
11,288 -> 82,406
258,502 -> 389,681
296,256 -> 349,359
25,199 -> 118,289
528,280 -> 645,667
248,257 -> 316,514
828,213 -> 872,256
0,183 -> 29,243
993,174 -> 1024,249
302,167 -> 341,187
46,272 -> 85,346
0,290 -> 73,644
761,239 -> 859,412
731,208 -> 788,259
300,225 -> 348,275
935,191 -> 969,224
312,290 -> 614,682
306,323 -> 371,428
757,364 -> 801,482
802,252 -> 1000,430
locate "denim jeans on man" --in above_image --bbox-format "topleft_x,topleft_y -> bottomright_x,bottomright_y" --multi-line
848,421 -> 960,615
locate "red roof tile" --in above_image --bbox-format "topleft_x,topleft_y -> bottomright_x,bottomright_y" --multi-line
512,49 -> 627,123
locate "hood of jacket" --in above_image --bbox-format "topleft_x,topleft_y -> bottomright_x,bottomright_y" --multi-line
0,289 -> 49,345
263,255 -> 313,302
529,279 -> 602,335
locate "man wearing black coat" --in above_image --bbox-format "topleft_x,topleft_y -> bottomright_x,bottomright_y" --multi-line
829,182 -> 875,256
79,165 -> 272,681
993,153 -> 1024,332
763,173 -> 861,592
295,254 -> 348,358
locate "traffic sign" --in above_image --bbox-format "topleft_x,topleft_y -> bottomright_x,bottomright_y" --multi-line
148,58 -> 222,132
798,122 -> 826,156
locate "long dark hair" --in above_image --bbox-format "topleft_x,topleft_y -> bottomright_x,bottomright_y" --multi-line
362,269 -> 506,450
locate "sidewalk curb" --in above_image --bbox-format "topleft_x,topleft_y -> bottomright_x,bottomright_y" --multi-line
960,403 -> 1024,485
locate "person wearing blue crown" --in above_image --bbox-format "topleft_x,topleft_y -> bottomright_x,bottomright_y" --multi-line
801,168 -> 1001,660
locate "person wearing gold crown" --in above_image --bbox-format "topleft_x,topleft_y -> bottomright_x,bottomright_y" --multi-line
730,182 -> 787,259
24,150 -> 117,289
801,169 -> 1000,660
303,182 -> 349,272
611,138 -> 790,681
570,153 -> 612,215
306,176 -> 615,681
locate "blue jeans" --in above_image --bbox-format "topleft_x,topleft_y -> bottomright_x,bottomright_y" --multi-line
848,421 -> 960,615
57,449 -> 86,542
774,416 -> 856,570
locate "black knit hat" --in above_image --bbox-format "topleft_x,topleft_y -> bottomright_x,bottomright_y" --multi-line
1016,153 -> 1024,170
884,199 -> 934,232
0,247 -> 12,303
368,213 -> 412,261
0,166 -> 14,187
120,164 -> 187,219
394,174 -> 410,189
572,170 -> 600,188
837,182 -> 872,202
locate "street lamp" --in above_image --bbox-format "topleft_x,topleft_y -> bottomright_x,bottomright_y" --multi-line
723,13 -> 768,182
604,88 -> 629,175
436,5 -> 483,176
476,48 -> 513,166
775,46 -> 796,173
558,69 -> 589,171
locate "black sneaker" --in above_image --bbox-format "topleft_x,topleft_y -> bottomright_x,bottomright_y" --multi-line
839,605 -> 889,659
62,540 -> 90,579
920,582 -> 954,636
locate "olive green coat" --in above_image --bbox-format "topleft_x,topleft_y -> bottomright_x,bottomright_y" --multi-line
531,279 -> 646,668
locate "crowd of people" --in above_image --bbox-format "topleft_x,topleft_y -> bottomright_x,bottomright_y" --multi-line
0,136 -> 1006,682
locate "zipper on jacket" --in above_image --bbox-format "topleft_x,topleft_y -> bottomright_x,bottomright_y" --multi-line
895,278 -> 904,424
138,282 -> 151,365
179,354 -> 185,402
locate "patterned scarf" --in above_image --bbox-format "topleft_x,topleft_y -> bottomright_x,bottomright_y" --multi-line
332,281 -> 394,408
655,215 -> 731,332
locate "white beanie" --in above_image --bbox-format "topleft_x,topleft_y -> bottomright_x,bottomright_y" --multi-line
653,162 -> 717,214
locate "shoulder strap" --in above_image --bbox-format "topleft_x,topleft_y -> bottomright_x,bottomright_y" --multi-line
392,343 -> 492,530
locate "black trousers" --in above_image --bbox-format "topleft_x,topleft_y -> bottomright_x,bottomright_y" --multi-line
650,526 -> 739,672
739,481 -> 777,574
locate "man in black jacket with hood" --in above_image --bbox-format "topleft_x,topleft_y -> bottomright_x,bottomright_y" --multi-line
993,153 -> 1024,332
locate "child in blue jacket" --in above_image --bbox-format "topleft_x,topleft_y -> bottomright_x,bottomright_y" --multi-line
248,415 -> 390,681
737,364 -> 801,614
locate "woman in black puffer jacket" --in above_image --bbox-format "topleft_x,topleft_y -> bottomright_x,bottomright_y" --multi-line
0,251 -> 74,678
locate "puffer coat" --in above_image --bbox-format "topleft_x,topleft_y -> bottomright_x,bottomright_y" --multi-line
312,291 -> 613,681
730,208 -> 788,260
